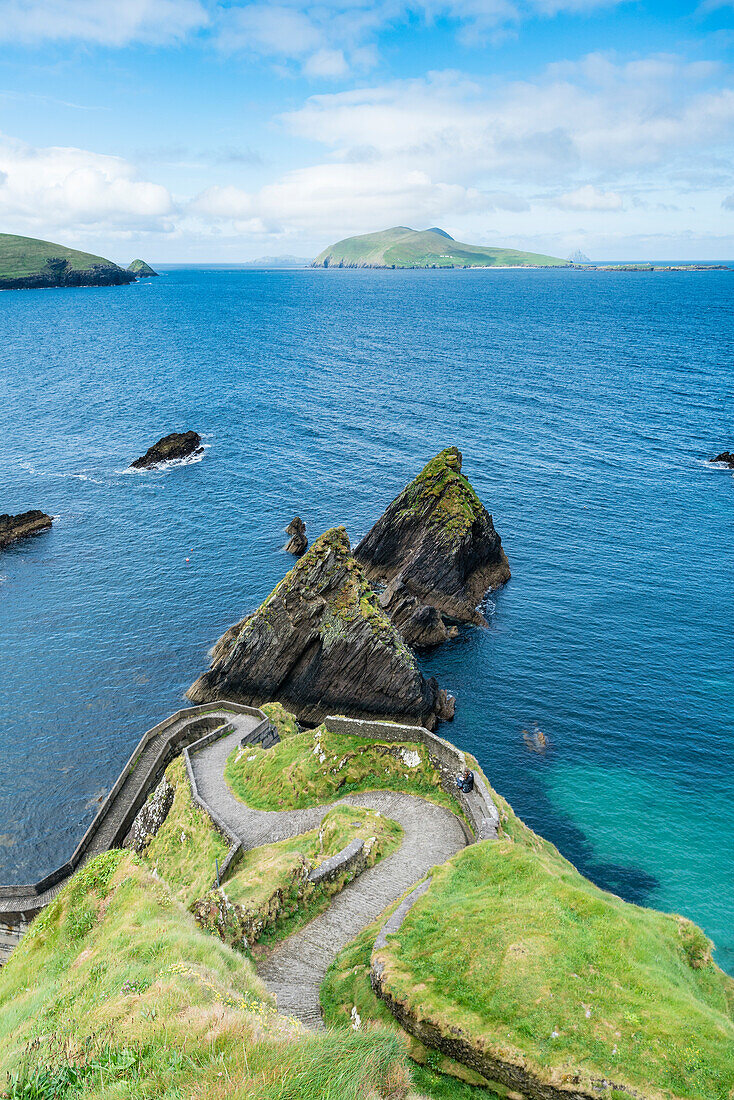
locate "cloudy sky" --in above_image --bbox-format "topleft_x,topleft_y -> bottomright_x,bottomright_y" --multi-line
0,0 -> 732,261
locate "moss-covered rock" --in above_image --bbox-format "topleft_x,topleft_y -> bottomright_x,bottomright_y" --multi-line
187,527 -> 453,728
355,447 -> 510,634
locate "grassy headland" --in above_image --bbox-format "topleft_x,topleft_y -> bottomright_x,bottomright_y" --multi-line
312,227 -> 565,269
0,233 -> 134,289
224,720 -> 461,816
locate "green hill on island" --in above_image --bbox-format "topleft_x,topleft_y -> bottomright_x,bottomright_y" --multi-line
312,226 -> 565,269
127,258 -> 159,277
0,232 -> 135,290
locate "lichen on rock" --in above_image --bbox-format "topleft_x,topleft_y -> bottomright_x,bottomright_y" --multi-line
355,446 -> 510,633
187,526 -> 451,728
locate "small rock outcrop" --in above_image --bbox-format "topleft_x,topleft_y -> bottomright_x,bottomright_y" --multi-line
711,450 -> 734,468
0,510 -> 52,550
187,526 -> 453,729
130,431 -> 203,470
128,259 -> 159,278
354,447 -> 510,637
125,776 -> 174,852
285,516 -> 308,555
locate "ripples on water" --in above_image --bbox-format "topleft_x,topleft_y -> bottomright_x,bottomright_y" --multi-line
1,266 -> 732,969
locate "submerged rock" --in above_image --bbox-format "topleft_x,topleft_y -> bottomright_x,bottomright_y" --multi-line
354,447 -> 510,633
711,450 -> 734,468
0,510 -> 52,550
285,516 -> 308,555
187,526 -> 452,729
130,431 -> 203,470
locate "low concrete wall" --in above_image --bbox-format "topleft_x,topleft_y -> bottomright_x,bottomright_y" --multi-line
0,701 -> 270,963
308,837 -> 364,885
323,715 -> 499,841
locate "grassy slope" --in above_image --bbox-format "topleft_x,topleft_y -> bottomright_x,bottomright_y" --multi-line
0,233 -> 119,278
0,850 -> 411,1100
138,756 -> 229,908
376,837 -> 734,1100
322,906 -> 497,1100
224,722 -> 462,817
313,227 -> 564,268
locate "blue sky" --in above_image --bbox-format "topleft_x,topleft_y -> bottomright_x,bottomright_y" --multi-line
0,0 -> 732,260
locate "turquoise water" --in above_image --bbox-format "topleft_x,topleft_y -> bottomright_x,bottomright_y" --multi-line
1,266 -> 732,970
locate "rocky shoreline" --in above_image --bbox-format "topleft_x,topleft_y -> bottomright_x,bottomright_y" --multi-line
0,260 -> 135,291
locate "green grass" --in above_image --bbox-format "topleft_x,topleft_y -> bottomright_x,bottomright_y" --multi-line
224,720 -> 462,817
261,701 -> 301,738
313,227 -> 565,268
195,804 -> 402,951
397,447 -> 485,541
0,233 -> 118,279
0,850 -> 412,1100
321,904 -> 497,1099
374,836 -> 734,1100
137,756 -> 229,908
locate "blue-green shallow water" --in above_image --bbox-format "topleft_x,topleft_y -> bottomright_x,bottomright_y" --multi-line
1,267 -> 732,970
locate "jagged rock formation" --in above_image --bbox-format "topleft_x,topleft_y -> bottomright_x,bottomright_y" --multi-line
285,516 -> 308,555
130,430 -> 203,469
0,510 -> 52,550
187,526 -> 454,728
354,447 -> 510,641
711,450 -> 734,468
379,578 -> 458,648
128,259 -> 159,278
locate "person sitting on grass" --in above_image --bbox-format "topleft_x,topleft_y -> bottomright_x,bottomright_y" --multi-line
456,767 -> 474,793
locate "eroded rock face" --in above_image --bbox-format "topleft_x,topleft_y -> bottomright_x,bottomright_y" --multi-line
0,510 -> 52,550
354,447 -> 510,632
130,431 -> 203,469
187,526 -> 451,728
285,516 -> 308,555
125,776 -> 174,853
711,450 -> 734,468
379,578 -> 458,648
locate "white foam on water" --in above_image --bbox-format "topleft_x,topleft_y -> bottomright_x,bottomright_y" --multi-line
122,442 -> 211,476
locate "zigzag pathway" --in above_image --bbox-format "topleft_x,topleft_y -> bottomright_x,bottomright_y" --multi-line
191,726 -> 467,1028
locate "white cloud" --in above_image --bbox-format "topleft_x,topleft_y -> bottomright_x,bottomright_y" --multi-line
554,184 -> 623,210
0,133 -> 174,236
190,162 -> 488,236
0,0 -> 208,45
303,49 -> 349,78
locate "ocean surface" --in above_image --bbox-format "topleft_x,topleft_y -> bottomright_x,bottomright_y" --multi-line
1,266 -> 732,972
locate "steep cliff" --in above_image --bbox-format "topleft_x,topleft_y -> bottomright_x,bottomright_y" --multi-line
187,526 -> 453,728
354,447 -> 509,639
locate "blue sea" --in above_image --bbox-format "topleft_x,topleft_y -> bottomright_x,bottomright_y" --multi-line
1,266 -> 732,972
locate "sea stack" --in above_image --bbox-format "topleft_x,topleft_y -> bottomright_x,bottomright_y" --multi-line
710,450 -> 734,468
128,259 -> 159,278
187,526 -> 453,729
285,516 -> 308,555
354,447 -> 509,644
0,510 -> 52,550
130,431 -> 203,470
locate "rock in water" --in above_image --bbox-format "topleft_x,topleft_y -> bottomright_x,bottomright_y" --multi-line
130,431 -> 203,470
187,526 -> 452,729
711,450 -> 734,468
285,516 -> 308,555
127,259 -> 159,278
0,510 -> 52,550
354,447 -> 510,632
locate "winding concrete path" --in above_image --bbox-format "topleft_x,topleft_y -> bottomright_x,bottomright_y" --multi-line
190,724 -> 467,1028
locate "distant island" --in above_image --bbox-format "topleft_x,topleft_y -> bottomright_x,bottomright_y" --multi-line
312,226 -> 566,268
127,259 -> 159,278
0,233 -> 145,290
241,254 -> 312,268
